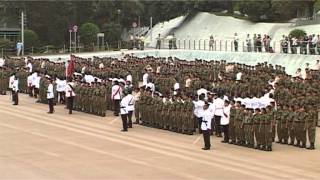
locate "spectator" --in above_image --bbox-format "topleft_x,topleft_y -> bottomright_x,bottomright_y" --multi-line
246,34 -> 252,52
257,34 -> 262,52
253,34 -> 257,52
234,33 -> 239,52
209,35 -> 214,51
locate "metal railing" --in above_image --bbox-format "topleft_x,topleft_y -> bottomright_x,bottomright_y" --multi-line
154,39 -> 320,55
0,41 -> 131,57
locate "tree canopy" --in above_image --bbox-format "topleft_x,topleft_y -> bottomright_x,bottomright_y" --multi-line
0,0 -> 317,46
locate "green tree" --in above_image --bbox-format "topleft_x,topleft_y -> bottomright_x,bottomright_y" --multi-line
23,29 -> 39,48
238,0 -> 272,21
289,29 -> 307,39
102,22 -> 121,47
79,22 -> 100,47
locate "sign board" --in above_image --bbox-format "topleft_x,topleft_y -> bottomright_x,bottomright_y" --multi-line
73,25 -> 78,32
97,33 -> 105,37
132,22 -> 137,28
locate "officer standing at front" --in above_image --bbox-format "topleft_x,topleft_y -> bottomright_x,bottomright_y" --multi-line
47,78 -> 54,114
120,90 -> 129,132
12,76 -> 19,105
66,78 -> 76,114
201,101 -> 213,150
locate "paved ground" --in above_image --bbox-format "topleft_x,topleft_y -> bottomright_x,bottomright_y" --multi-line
0,94 -> 320,180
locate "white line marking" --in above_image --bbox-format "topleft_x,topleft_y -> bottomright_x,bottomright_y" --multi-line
192,135 -> 202,145
109,117 -> 119,124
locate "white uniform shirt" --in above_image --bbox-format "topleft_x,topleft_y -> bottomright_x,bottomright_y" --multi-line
12,79 -> 19,92
146,82 -> 155,92
47,83 -> 54,99
65,82 -> 76,97
214,98 -> 224,116
81,66 -> 86,74
221,105 -> 231,125
27,75 -> 33,87
185,78 -> 191,88
201,109 -> 213,130
84,75 -> 95,84
142,73 -> 149,86
56,79 -> 66,92
209,101 -> 216,114
34,76 -> 41,89
126,94 -> 135,112
9,75 -> 15,89
236,72 -> 242,81
193,100 -> 205,118
126,74 -> 133,83
27,63 -> 33,72
31,72 -> 38,87
120,95 -> 130,115
111,85 -> 122,100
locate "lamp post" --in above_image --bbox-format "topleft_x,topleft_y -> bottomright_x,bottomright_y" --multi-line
69,29 -> 72,53
117,9 -> 121,24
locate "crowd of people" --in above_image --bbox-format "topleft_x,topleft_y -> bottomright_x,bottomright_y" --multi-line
0,53 -> 319,151
206,33 -> 320,55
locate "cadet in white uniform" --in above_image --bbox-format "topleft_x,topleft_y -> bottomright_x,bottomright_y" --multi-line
65,78 -> 76,114
201,102 -> 213,150
12,76 -> 19,105
47,79 -> 54,114
214,96 -> 224,137
111,80 -> 122,116
120,91 -> 130,132
27,73 -> 33,97
126,89 -> 135,128
194,94 -> 205,134
9,73 -> 15,101
221,100 -> 231,143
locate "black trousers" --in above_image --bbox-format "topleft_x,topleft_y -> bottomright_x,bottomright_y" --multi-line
48,98 -> 54,113
234,41 -> 238,51
34,87 -> 39,98
128,111 -> 133,128
10,90 -> 14,102
58,92 -> 65,104
121,114 -> 128,131
222,125 -> 229,142
12,91 -> 18,105
197,117 -> 203,133
214,115 -> 222,136
113,100 -> 120,116
203,129 -> 211,149
28,86 -> 33,97
67,96 -> 74,114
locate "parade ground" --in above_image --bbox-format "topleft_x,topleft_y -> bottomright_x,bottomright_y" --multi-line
0,94 -> 320,180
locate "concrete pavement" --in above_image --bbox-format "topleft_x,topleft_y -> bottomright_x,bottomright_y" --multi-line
0,94 -> 319,179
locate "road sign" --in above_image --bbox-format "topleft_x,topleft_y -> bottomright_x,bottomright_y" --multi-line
73,25 -> 78,33
132,22 -> 137,28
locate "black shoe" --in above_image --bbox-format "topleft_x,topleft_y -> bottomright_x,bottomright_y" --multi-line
276,141 -> 281,144
121,129 -> 127,132
202,147 -> 210,150
301,143 -> 306,148
221,140 -> 228,143
307,143 -> 315,150
13,104 -> 18,105
47,112 -> 53,114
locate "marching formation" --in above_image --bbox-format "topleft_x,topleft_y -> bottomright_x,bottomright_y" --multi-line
0,54 -> 319,151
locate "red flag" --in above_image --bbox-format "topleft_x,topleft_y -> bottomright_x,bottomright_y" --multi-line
67,55 -> 76,77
